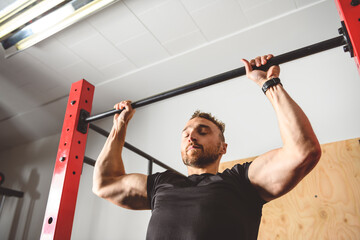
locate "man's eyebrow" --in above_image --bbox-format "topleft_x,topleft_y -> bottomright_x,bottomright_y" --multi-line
198,124 -> 211,130
182,124 -> 211,132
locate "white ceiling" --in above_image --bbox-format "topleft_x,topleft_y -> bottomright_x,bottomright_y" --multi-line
0,0 -> 354,151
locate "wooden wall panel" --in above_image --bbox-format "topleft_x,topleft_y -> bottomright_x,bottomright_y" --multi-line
219,138 -> 360,240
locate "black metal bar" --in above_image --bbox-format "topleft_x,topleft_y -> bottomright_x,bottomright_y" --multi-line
0,195 -> 5,218
83,156 -> 96,167
89,124 -> 185,176
0,186 -> 24,198
84,36 -> 346,123
148,159 -> 153,175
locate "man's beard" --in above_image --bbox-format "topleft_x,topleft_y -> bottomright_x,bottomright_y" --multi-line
182,143 -> 221,168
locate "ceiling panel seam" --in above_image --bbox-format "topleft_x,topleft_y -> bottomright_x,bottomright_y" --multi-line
177,0 -> 209,42
25,42 -> 86,83
122,0 -> 172,56
54,25 -> 116,81
87,21 -> 139,69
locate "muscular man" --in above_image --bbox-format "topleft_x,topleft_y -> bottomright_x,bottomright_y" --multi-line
93,54 -> 321,239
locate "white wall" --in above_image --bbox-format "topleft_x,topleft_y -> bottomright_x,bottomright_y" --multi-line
1,0 -> 360,239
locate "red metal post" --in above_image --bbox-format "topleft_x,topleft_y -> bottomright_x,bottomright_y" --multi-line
335,0 -> 360,75
40,79 -> 94,240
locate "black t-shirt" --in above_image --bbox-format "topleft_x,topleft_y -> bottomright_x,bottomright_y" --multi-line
146,162 -> 266,240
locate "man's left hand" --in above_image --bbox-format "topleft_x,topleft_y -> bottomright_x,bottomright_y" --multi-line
241,54 -> 280,87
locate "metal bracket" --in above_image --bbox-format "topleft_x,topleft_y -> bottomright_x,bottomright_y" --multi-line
77,109 -> 90,134
339,21 -> 354,57
335,0 -> 360,75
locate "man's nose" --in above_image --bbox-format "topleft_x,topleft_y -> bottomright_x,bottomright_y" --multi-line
188,131 -> 197,142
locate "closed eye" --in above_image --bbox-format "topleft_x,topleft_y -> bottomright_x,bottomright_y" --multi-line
198,126 -> 210,135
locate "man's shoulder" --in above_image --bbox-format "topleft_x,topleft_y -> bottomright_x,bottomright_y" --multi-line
220,162 -> 252,178
221,162 -> 268,205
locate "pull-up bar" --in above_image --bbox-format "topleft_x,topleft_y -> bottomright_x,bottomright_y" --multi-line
84,36 -> 346,124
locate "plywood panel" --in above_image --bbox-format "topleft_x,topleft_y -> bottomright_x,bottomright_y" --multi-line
219,138 -> 360,240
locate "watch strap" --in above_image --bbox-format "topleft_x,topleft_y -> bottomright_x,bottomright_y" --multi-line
262,78 -> 282,94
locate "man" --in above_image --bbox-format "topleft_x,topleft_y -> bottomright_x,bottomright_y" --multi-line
93,54 -> 322,239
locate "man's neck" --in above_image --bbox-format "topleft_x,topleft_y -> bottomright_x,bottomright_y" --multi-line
187,162 -> 220,176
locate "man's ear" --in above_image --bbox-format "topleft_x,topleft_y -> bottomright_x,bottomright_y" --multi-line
220,143 -> 228,155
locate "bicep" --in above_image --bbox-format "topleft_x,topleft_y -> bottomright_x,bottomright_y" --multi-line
248,148 -> 311,202
95,173 -> 150,210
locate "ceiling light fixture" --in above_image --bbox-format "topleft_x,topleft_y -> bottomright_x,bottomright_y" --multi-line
0,0 -> 119,58
0,0 -> 65,39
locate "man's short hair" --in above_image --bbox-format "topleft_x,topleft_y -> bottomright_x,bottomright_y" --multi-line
190,110 -> 225,141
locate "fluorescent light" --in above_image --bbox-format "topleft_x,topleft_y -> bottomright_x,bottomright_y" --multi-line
0,0 -> 118,57
0,0 -> 66,40
17,0 -> 117,51
30,4 -> 74,33
0,0 -> 35,23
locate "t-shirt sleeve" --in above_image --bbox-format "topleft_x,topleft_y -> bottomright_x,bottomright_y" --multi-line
229,162 -> 267,205
147,172 -> 162,210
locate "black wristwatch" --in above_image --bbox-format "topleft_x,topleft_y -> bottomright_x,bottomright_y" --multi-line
262,78 -> 282,94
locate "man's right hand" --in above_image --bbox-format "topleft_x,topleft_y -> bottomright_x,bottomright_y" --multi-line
113,100 -> 136,131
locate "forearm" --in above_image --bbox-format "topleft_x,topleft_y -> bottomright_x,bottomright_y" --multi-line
266,84 -> 321,159
93,123 -> 127,190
